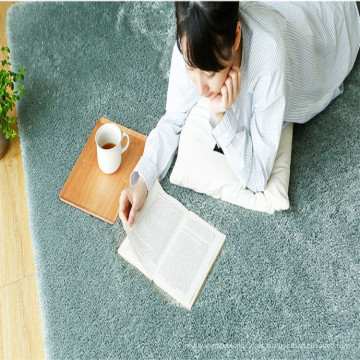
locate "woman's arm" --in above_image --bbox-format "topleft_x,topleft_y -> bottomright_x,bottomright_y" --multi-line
211,65 -> 286,193
212,94 -> 285,192
130,43 -> 200,192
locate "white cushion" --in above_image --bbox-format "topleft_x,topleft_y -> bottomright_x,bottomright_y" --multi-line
170,98 -> 293,214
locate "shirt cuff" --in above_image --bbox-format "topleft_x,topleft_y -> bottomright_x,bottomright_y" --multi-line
130,156 -> 158,192
211,107 -> 237,149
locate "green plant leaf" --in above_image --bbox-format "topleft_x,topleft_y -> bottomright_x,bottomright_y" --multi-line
4,103 -> 12,112
0,46 -> 24,140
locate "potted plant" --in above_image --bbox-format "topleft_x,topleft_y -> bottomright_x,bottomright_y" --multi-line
0,46 -> 26,159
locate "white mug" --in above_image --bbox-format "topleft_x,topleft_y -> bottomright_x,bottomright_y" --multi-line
95,123 -> 130,174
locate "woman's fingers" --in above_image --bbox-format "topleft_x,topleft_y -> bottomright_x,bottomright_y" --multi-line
119,200 -> 128,223
228,67 -> 241,99
211,66 -> 242,119
221,85 -> 228,110
225,76 -> 232,105
119,190 -> 131,223
119,178 -> 148,227
228,70 -> 237,96
128,206 -> 137,226
236,68 -> 242,95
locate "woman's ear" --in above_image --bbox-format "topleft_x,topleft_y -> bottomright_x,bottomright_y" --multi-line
232,21 -> 242,52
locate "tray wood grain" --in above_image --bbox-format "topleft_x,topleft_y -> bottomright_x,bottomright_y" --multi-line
60,118 -> 147,224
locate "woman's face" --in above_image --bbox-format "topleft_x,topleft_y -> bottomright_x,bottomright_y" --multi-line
180,35 -> 233,101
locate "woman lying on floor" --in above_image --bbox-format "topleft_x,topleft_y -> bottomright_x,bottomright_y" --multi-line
119,1 -> 360,226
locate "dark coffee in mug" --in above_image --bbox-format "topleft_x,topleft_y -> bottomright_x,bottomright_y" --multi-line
101,143 -> 116,150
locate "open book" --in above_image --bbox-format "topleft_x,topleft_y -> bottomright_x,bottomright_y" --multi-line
118,180 -> 226,310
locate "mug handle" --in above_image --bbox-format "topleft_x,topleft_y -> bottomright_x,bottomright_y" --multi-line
121,132 -> 130,154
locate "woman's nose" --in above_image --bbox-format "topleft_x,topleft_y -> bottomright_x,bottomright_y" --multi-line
195,73 -> 208,96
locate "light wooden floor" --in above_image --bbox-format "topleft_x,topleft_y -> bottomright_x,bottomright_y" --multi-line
0,2 -> 45,359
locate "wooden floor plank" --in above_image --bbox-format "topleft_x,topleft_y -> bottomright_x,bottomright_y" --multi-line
0,2 -> 45,359
0,129 -> 35,286
0,275 -> 45,360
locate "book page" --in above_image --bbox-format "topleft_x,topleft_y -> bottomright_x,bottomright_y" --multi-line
125,180 -> 188,277
154,211 -> 226,309
118,236 -> 152,280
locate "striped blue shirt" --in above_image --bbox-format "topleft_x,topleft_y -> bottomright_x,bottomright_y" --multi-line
131,2 -> 360,193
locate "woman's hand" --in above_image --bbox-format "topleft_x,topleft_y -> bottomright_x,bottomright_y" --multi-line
210,66 -> 242,124
119,177 -> 148,227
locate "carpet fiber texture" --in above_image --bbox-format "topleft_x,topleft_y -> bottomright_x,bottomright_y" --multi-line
6,2 -> 360,359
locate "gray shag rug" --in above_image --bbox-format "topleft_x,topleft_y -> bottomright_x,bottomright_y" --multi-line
6,2 -> 360,359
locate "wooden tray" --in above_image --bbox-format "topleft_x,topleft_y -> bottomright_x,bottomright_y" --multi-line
60,118 -> 147,224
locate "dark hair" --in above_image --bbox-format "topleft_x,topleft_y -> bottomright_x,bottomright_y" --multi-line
175,2 -> 239,72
